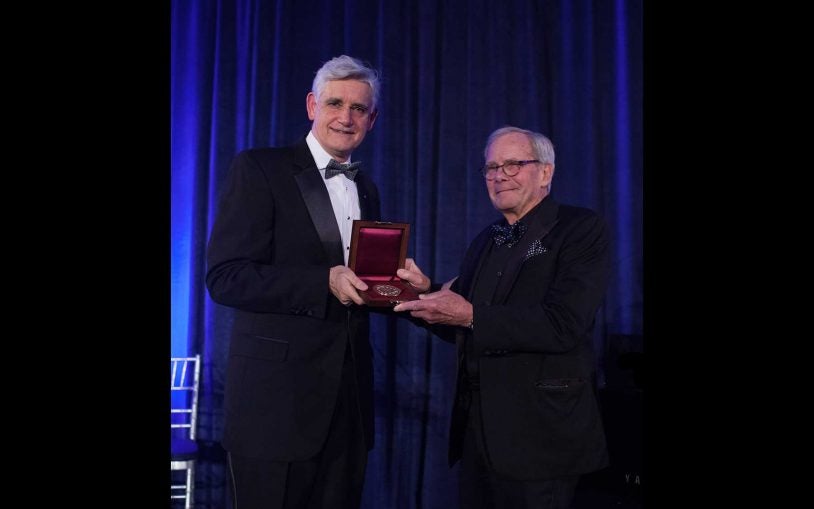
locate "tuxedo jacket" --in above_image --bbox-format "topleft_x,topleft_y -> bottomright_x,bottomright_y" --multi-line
205,137 -> 381,461
446,196 -> 611,480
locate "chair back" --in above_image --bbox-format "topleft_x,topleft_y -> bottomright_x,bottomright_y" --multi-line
171,355 -> 201,440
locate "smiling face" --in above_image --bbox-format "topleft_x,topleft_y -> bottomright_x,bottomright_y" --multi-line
306,79 -> 378,161
485,132 -> 554,223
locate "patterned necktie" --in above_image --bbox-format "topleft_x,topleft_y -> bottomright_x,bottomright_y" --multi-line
324,159 -> 361,181
491,221 -> 528,248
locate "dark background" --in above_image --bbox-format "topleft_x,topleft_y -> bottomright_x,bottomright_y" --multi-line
170,0 -> 643,507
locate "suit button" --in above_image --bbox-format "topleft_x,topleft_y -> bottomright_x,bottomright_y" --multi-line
306,310 -> 313,316
496,271 -> 502,277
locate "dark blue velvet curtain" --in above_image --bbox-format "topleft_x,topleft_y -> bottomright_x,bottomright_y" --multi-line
171,0 -> 642,507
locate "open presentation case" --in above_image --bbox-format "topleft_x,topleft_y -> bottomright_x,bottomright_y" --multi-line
348,220 -> 420,306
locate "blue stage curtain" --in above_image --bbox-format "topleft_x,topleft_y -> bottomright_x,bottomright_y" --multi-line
171,0 -> 642,507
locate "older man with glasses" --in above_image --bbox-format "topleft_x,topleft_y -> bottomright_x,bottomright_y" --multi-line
395,126 -> 611,509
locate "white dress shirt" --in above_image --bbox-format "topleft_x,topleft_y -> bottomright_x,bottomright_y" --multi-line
306,131 -> 361,265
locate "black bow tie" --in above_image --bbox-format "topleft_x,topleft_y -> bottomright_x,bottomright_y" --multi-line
324,159 -> 361,181
491,221 -> 528,247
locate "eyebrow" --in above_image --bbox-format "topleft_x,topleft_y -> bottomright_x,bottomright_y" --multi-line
486,158 -> 527,164
323,97 -> 370,108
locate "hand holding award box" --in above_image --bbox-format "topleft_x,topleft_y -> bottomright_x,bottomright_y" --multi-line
348,220 -> 421,306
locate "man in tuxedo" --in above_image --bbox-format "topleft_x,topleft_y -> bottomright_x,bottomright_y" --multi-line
394,126 -> 611,509
206,55 -> 396,509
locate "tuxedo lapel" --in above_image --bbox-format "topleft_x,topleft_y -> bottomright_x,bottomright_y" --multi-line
491,199 -> 560,304
291,142 -> 344,266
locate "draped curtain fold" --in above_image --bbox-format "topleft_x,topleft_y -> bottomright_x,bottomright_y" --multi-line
171,0 -> 642,507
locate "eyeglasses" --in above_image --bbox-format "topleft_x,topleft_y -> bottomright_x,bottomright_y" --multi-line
480,159 -> 541,180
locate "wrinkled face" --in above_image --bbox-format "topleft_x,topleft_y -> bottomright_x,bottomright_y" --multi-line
307,79 -> 378,161
485,132 -> 553,222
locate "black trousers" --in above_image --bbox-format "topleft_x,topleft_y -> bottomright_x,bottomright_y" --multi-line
227,346 -> 367,509
458,389 -> 579,509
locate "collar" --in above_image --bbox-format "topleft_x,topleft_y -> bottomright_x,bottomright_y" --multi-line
500,195 -> 548,227
306,131 -> 354,171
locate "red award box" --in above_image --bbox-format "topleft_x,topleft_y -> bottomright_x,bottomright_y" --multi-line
348,220 -> 420,306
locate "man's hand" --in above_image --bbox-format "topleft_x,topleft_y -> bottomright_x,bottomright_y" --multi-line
393,288 -> 472,327
396,258 -> 431,293
329,266 -> 368,306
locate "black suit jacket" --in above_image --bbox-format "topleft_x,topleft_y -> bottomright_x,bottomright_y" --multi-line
446,196 -> 611,480
206,137 -> 381,461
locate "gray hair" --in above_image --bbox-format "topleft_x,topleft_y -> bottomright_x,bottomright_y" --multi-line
312,55 -> 380,109
484,126 -> 556,167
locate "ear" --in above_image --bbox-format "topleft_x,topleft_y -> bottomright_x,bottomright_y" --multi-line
306,92 -> 317,121
540,163 -> 555,187
366,108 -> 379,131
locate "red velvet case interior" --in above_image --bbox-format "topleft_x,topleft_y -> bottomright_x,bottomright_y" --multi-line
348,221 -> 420,306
